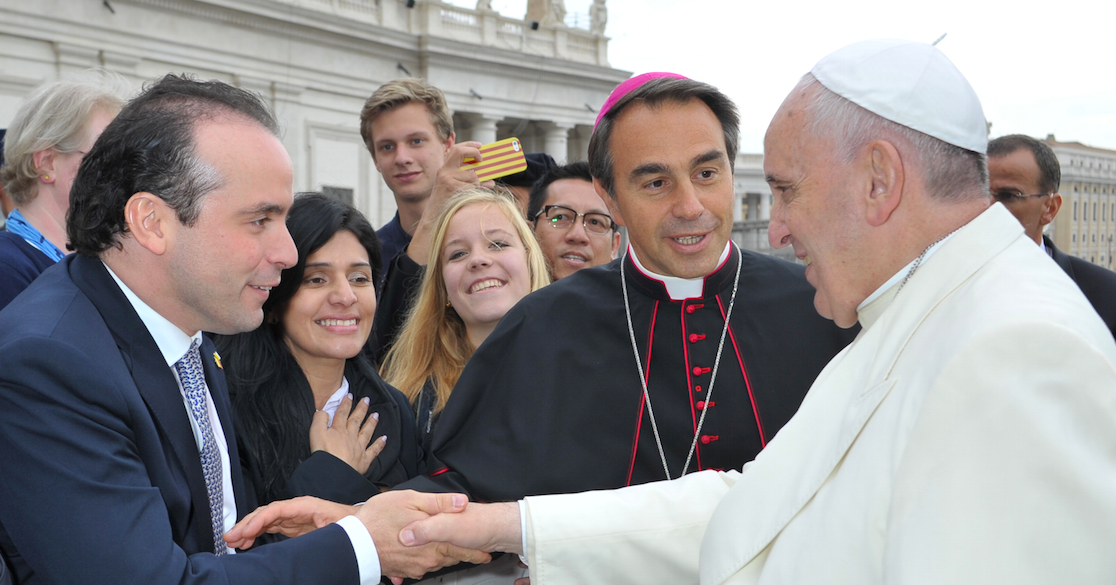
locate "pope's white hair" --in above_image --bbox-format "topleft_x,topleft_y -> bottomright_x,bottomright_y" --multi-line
793,73 -> 988,201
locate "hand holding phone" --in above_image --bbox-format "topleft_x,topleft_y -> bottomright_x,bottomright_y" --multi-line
460,137 -> 527,182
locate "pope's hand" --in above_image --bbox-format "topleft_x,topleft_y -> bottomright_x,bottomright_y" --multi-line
399,501 -> 523,555
363,490 -> 492,581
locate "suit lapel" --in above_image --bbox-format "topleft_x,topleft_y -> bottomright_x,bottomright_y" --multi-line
700,206 -> 1026,584
202,336 -> 251,515
69,255 -> 217,551
1046,236 -> 1077,280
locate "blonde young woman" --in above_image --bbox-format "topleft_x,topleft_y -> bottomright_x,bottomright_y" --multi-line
381,188 -> 549,451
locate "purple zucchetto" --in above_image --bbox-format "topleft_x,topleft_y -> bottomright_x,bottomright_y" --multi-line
595,72 -> 687,128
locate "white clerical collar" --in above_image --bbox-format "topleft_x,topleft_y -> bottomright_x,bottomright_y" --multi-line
104,262 -> 200,367
856,231 -> 957,313
628,242 -> 732,301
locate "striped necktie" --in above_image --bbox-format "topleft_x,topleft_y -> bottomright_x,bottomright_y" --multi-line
174,339 -> 229,555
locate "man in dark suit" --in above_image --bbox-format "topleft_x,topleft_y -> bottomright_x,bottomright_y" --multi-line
988,134 -> 1116,338
0,74 -> 485,585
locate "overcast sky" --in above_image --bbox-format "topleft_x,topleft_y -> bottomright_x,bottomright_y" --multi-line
446,0 -> 1116,154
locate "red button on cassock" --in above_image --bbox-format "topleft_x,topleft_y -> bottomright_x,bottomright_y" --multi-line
694,385 -> 703,393
700,435 -> 719,444
692,366 -> 711,376
686,305 -> 696,314
696,400 -> 705,409
688,333 -> 705,343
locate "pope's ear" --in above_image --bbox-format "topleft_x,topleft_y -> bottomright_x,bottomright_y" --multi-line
125,193 -> 173,255
864,140 -> 904,227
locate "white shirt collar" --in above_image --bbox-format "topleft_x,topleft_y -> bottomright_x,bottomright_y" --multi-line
628,242 -> 732,301
856,231 -> 957,312
321,377 -> 351,426
103,262 -> 200,367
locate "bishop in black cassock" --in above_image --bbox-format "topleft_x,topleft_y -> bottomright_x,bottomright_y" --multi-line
398,242 -> 855,501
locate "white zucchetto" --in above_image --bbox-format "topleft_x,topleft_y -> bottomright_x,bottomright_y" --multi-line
811,38 -> 988,154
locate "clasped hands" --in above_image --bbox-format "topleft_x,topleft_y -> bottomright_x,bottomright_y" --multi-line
224,490 -> 522,583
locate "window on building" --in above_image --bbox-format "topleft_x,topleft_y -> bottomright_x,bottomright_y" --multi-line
1094,202 -> 1098,221
1075,200 -> 1079,220
1093,233 -> 1097,243
1073,233 -> 1077,243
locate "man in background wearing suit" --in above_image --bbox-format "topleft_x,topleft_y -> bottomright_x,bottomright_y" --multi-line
988,133 -> 1116,337
0,74 -> 485,585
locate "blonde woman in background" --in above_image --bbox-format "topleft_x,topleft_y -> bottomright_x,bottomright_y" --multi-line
381,187 -> 549,452
0,71 -> 127,309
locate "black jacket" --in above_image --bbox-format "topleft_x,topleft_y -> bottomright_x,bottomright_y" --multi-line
1046,235 -> 1116,340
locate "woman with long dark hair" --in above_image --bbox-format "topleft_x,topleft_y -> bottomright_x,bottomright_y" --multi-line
215,193 -> 422,505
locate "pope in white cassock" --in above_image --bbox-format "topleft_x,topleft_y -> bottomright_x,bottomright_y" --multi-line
229,39 -> 1116,584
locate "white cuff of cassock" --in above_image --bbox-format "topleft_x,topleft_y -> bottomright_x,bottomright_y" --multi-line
337,514 -> 381,584
518,500 -> 529,566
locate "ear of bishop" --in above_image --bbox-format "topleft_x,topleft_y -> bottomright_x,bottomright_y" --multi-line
810,38 -> 987,154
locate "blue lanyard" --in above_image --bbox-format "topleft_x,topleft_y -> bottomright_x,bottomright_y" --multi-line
5,209 -> 66,262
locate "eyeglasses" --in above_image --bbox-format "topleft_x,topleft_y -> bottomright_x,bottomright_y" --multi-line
534,205 -> 615,234
992,190 -> 1051,204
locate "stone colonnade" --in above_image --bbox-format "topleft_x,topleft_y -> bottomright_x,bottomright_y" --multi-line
739,192 -> 771,222
457,112 -> 590,163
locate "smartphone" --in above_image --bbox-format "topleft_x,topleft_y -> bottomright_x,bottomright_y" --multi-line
460,137 -> 528,182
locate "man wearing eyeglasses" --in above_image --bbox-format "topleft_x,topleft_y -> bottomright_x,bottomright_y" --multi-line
988,134 -> 1116,337
526,161 -> 621,279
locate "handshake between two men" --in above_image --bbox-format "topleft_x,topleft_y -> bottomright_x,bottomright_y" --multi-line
224,490 -> 518,584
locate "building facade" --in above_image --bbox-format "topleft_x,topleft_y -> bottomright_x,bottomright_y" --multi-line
0,0 -> 796,258
0,0 -> 628,229
731,152 -> 794,261
1046,137 -> 1116,270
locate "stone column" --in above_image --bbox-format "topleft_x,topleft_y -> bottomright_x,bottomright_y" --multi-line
565,124 -> 591,162
759,191 -> 771,220
732,189 -> 744,223
465,113 -> 502,145
554,26 -> 568,60
540,121 -> 574,163
479,7 -> 498,46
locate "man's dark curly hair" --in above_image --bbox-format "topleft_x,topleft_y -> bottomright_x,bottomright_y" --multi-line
67,73 -> 280,256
